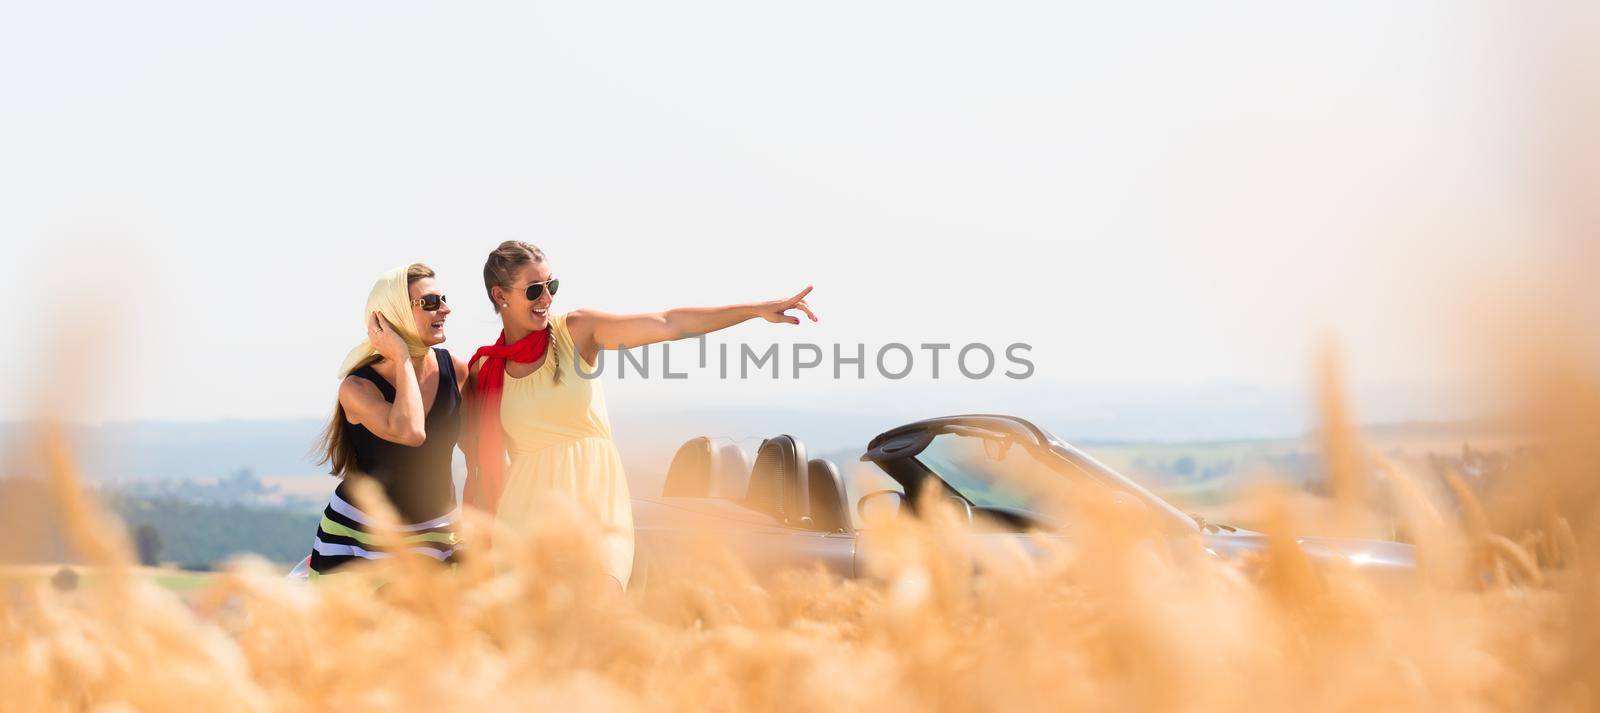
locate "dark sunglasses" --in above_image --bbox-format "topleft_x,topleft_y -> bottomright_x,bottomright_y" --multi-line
411,293 -> 448,312
516,278 -> 560,301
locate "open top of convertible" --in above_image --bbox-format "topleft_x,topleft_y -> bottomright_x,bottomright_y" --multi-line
658,413 -> 1198,535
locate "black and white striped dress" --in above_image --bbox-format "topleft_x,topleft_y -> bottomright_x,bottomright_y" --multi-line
309,491 -> 459,574
309,348 -> 462,576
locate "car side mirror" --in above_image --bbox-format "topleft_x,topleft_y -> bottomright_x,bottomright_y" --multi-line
857,490 -> 905,523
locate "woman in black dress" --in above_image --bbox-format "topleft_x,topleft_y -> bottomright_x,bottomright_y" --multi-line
306,263 -> 470,577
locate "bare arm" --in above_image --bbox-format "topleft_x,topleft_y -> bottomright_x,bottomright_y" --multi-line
339,370 -> 426,446
340,312 -> 427,446
566,287 -> 817,363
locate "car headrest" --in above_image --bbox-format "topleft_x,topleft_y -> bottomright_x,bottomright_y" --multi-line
806,458 -> 852,533
663,436 -> 714,497
713,443 -> 751,499
745,435 -> 809,525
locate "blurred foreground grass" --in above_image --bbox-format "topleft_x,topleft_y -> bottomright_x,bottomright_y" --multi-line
2,345 -> 1597,713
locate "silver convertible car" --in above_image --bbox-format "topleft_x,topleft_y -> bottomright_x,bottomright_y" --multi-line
629,414 -> 1416,586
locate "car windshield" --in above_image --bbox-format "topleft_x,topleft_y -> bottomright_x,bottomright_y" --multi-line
912,432 -> 1062,512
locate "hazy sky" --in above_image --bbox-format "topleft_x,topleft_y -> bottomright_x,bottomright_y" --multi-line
2,1 -> 1548,424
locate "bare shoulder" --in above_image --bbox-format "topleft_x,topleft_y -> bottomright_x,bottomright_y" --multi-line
338,373 -> 380,399
566,308 -> 620,323
337,374 -> 383,422
563,309 -> 597,340
563,308 -> 592,326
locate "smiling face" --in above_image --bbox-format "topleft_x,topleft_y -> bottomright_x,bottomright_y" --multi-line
408,276 -> 450,346
493,261 -> 555,333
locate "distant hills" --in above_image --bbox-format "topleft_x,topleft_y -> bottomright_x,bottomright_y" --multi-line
0,396 -> 1516,569
0,377 -> 1496,486
1,419 -> 332,483
1,408 -> 1504,490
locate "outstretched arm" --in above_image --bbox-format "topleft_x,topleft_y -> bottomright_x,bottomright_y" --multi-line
566,287 -> 817,363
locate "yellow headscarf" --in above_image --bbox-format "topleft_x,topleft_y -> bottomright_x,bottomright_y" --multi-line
337,264 -> 432,377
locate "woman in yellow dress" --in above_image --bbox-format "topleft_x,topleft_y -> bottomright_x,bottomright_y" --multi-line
466,241 -> 816,591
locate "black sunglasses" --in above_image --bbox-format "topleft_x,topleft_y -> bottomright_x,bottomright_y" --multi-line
411,293 -> 448,312
516,278 -> 560,301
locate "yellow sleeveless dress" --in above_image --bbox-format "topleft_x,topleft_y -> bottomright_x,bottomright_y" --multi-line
495,312 -> 634,587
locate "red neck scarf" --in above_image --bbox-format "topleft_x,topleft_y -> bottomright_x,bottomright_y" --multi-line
466,327 -> 550,515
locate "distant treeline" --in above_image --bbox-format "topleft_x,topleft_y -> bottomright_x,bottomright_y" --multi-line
1129,451 -> 1318,483
113,468 -> 325,512
106,493 -> 319,568
0,477 -> 317,569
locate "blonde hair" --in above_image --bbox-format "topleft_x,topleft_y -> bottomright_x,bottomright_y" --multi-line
315,263 -> 436,477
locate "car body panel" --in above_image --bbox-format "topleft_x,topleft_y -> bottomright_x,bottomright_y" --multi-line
633,496 -> 855,582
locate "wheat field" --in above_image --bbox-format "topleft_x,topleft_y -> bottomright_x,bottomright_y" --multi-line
2,343 -> 1597,713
